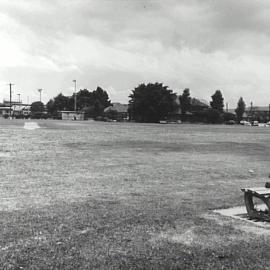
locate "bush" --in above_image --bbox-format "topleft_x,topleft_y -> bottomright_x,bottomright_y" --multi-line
31,112 -> 48,119
192,109 -> 222,123
205,109 -> 223,124
223,112 -> 236,122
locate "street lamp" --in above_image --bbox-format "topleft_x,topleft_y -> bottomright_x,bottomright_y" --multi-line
73,80 -> 77,111
38,89 -> 42,102
17,93 -> 20,103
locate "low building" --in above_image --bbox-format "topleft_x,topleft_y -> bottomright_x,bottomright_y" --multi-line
0,100 -> 31,118
0,106 -> 11,117
245,106 -> 270,122
104,103 -> 129,121
60,111 -> 85,120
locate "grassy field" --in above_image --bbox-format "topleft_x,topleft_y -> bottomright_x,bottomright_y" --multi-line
1,119 -> 270,269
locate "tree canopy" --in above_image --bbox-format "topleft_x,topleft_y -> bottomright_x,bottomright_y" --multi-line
46,87 -> 111,118
235,97 -> 246,122
30,101 -> 45,113
47,93 -> 69,116
210,90 -> 224,112
179,88 -> 191,114
128,82 -> 177,123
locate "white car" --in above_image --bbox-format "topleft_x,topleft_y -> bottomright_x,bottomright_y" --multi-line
240,120 -> 251,126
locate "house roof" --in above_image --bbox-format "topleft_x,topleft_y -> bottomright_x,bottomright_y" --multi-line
246,106 -> 269,112
104,103 -> 128,113
191,98 -> 209,107
227,109 -> 236,114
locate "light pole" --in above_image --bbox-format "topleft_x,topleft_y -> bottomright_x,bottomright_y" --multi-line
8,83 -> 14,118
38,89 -> 42,102
17,93 -> 20,103
73,80 -> 77,111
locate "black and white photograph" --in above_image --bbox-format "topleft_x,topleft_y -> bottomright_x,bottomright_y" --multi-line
1,0 -> 270,269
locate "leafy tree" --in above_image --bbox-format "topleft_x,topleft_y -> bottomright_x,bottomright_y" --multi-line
75,89 -> 92,111
46,93 -> 69,116
30,101 -> 45,119
210,90 -> 224,112
30,101 -> 44,113
76,87 -> 111,118
128,82 -> 178,123
179,88 -> 191,114
46,87 -> 111,119
92,87 -> 111,108
91,87 -> 111,117
235,97 -> 246,122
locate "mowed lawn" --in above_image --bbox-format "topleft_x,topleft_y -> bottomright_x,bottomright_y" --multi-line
1,119 -> 270,269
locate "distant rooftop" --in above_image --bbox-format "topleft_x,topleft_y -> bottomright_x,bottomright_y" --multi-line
246,106 -> 270,112
104,103 -> 128,113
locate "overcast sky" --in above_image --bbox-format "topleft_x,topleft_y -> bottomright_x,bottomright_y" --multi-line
0,0 -> 270,107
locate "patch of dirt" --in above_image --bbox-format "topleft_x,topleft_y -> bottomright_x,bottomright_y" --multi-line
204,207 -> 270,236
24,122 -> 40,130
150,226 -> 237,248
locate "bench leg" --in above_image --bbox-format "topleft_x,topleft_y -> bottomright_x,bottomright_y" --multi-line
244,192 -> 270,221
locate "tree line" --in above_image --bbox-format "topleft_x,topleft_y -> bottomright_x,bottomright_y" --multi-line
31,86 -> 111,119
30,82 -> 246,123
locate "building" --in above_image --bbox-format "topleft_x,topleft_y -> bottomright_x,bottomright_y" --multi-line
0,106 -> 11,117
190,98 -> 209,112
104,103 -> 129,121
245,106 -> 270,122
61,111 -> 85,120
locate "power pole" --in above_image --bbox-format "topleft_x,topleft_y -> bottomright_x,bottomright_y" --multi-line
226,102 -> 228,112
17,93 -> 20,103
73,80 -> 77,111
8,83 -> 14,118
250,101 -> 253,122
38,89 -> 43,102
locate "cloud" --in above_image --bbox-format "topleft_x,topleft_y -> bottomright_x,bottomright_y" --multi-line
0,0 -> 269,106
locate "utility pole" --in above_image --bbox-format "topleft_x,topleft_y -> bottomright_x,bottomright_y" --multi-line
226,102 -> 228,112
8,83 -> 14,118
17,93 -> 20,103
73,80 -> 77,111
38,89 -> 42,102
250,101 -> 253,122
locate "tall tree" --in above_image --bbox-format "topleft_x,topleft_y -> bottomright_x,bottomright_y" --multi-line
128,82 -> 177,123
210,90 -> 224,112
235,97 -> 246,122
92,87 -> 111,108
31,101 -> 45,113
76,87 -> 111,118
46,93 -> 69,115
30,101 -> 45,119
179,88 -> 191,114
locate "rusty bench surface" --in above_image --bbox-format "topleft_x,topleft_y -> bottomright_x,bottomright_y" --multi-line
241,187 -> 270,196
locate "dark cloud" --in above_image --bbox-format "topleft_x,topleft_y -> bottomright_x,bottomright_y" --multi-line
0,0 -> 270,106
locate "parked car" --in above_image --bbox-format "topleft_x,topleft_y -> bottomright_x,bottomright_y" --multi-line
240,120 -> 251,126
225,120 -> 236,125
252,121 -> 259,126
